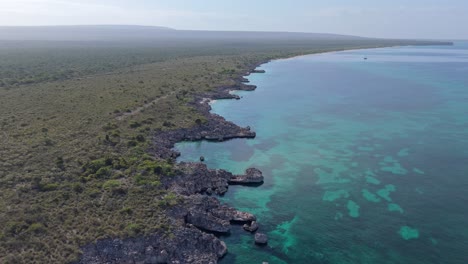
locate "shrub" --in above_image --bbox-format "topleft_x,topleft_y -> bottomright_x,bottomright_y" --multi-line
38,183 -> 59,192
102,180 -> 121,190
83,158 -> 107,174
129,121 -> 141,128
27,223 -> 46,234
56,157 -> 65,170
125,223 -> 141,236
95,167 -> 111,178
119,207 -> 133,215
71,183 -> 84,193
159,192 -> 178,207
102,122 -> 118,131
127,140 -> 138,147
134,174 -> 161,187
135,135 -> 145,142
103,180 -> 126,195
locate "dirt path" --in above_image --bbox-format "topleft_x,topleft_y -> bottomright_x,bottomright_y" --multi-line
115,90 -> 178,121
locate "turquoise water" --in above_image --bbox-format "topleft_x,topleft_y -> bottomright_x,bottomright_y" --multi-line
175,42 -> 468,264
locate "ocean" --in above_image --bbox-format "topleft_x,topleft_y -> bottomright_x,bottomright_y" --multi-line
175,42 -> 468,264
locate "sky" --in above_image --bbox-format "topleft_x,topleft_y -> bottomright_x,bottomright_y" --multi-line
0,0 -> 467,39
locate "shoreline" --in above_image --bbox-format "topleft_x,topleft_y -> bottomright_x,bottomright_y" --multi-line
77,43 -> 453,263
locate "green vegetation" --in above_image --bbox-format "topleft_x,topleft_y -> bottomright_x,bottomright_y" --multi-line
0,36 -> 445,263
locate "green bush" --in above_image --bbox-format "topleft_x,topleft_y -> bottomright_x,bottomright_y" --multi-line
38,183 -> 59,192
27,223 -> 46,234
71,183 -> 84,193
129,121 -> 141,128
102,180 -> 121,190
84,158 -> 107,174
95,167 -> 111,178
134,174 -> 161,187
125,223 -> 141,236
119,207 -> 133,215
127,140 -> 138,147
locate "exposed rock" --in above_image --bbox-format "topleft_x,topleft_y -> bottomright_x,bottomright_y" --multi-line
230,210 -> 256,222
239,84 -> 257,91
230,168 -> 264,184
243,221 -> 259,232
255,233 -> 268,245
252,69 -> 266,73
240,77 -> 250,83
172,194 -> 255,225
186,211 -> 231,233
163,163 -> 231,195
77,227 -> 227,264
200,156 -> 205,162
151,113 -> 255,160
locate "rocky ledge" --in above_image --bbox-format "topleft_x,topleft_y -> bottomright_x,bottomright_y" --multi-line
172,194 -> 256,234
229,168 -> 264,185
250,69 -> 266,74
163,163 -> 264,196
78,227 -> 227,264
243,221 -> 259,232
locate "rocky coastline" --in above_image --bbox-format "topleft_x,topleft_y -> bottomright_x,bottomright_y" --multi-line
78,61 -> 270,263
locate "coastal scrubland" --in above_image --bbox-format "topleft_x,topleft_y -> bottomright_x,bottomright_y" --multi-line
0,27 -> 449,263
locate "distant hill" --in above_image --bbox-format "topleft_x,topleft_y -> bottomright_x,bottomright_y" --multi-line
0,25 -> 176,41
0,25 -> 366,42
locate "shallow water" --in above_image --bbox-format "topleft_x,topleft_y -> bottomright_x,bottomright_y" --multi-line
175,42 -> 468,264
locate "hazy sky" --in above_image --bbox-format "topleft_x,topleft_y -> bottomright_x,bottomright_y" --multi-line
0,0 -> 467,39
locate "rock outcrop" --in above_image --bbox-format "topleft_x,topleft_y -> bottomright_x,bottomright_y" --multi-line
229,168 -> 264,184
251,69 -> 266,74
186,210 -> 231,233
78,227 -> 227,264
243,221 -> 259,232
170,195 -> 256,234
255,233 -> 268,245
151,113 -> 255,160
163,163 -> 264,196
163,163 -> 231,195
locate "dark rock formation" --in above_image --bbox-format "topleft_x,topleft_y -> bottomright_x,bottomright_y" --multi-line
200,156 -> 205,162
170,195 -> 255,234
229,168 -> 264,184
243,221 -> 259,232
162,162 -> 231,195
78,227 -> 227,264
240,77 -> 250,83
251,69 -> 266,73
255,233 -> 268,245
151,113 -> 255,160
162,164 -> 264,196
186,210 -> 231,233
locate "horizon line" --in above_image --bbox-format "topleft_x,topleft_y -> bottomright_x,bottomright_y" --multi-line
0,24 -> 462,41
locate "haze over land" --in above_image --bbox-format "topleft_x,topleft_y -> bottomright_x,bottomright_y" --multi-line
0,25 -> 368,42
1,0 -> 467,39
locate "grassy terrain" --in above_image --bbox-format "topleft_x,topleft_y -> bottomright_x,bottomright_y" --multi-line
0,36 -> 449,263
